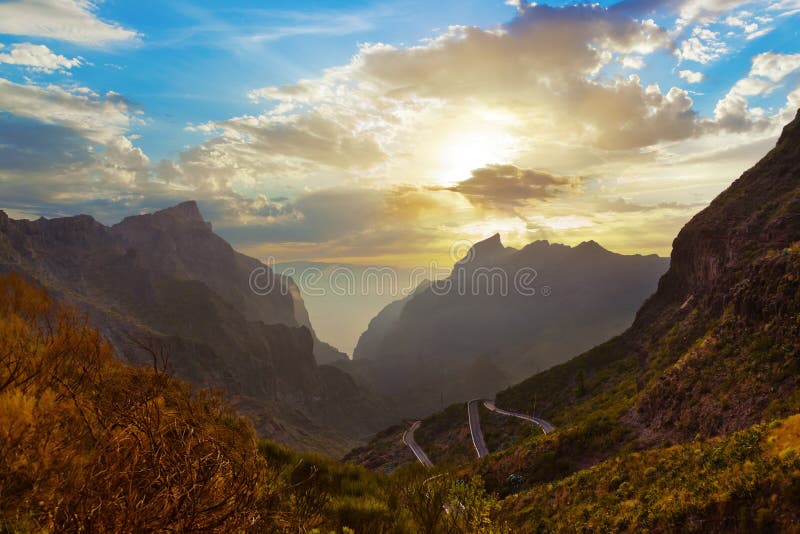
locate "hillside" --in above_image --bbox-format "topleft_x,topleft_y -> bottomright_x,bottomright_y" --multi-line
0,273 -> 524,532
5,270 -> 800,531
351,109 -> 800,493
350,235 -> 668,416
0,202 -> 393,455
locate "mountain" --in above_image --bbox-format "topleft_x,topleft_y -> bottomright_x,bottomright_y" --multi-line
271,261 -> 422,356
349,236 -> 669,416
111,203 -> 347,364
0,201 -> 393,455
352,279 -> 430,361
349,110 -> 800,530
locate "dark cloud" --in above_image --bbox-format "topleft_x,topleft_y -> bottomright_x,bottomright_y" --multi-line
438,164 -> 580,211
0,112 -> 93,172
215,185 -> 456,247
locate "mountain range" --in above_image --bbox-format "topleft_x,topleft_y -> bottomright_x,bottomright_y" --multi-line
346,236 -> 669,416
0,201 -> 394,455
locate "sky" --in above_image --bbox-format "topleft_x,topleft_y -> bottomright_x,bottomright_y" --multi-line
1,0 -> 800,267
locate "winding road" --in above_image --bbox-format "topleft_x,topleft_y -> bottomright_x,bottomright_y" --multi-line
403,420 -> 434,467
402,399 -> 555,464
468,399 -> 490,457
468,399 -> 555,458
482,400 -> 555,434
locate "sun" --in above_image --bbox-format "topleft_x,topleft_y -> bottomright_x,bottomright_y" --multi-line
435,117 -> 518,185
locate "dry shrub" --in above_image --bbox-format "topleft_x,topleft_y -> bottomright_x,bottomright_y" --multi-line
0,273 -> 267,532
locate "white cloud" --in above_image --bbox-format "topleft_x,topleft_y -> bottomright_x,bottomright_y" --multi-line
745,27 -> 774,40
750,52 -> 800,82
619,55 -> 646,69
708,51 -> 800,134
0,76 -> 156,213
168,4 -> 694,199
711,91 -> 771,133
730,77 -> 773,96
105,135 -> 149,170
679,69 -> 704,83
768,0 -> 800,16
0,43 -> 81,72
1,0 -> 798,263
0,0 -> 138,46
725,13 -> 759,32
713,52 -> 800,126
723,10 -> 774,39
0,77 -> 138,143
676,0 -> 752,26
677,27 -> 728,64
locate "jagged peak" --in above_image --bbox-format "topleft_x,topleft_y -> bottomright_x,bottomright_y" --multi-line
43,213 -> 101,228
115,201 -> 211,231
575,240 -> 609,253
458,233 -> 512,265
521,239 -> 551,250
474,233 -> 503,251
153,201 -> 205,223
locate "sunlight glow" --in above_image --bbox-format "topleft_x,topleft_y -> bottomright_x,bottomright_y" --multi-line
435,122 -> 518,185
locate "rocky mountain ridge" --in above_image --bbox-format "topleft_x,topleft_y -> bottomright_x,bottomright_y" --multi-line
349,235 -> 669,417
0,202 -> 391,455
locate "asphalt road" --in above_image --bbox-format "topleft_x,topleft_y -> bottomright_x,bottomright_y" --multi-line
469,398 -> 556,458
407,399 -> 555,463
468,399 -> 490,458
483,400 -> 555,434
402,420 -> 434,467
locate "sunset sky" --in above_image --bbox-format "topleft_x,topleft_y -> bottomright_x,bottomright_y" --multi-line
1,0 -> 800,266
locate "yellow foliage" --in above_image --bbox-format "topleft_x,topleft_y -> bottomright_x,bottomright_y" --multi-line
0,273 -> 267,532
766,414 -> 800,457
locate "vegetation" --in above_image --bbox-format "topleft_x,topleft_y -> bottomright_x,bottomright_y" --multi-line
3,118 -> 800,530
378,242 -> 800,497
504,417 -> 800,532
0,274 -> 510,533
477,403 -> 542,454
342,424 -> 415,471
0,273 -> 265,532
415,403 -> 475,466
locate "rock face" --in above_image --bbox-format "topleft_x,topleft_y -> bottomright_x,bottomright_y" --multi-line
350,236 -> 669,417
111,201 -> 346,364
113,201 -> 300,326
620,109 -> 800,444
0,202 -> 391,455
